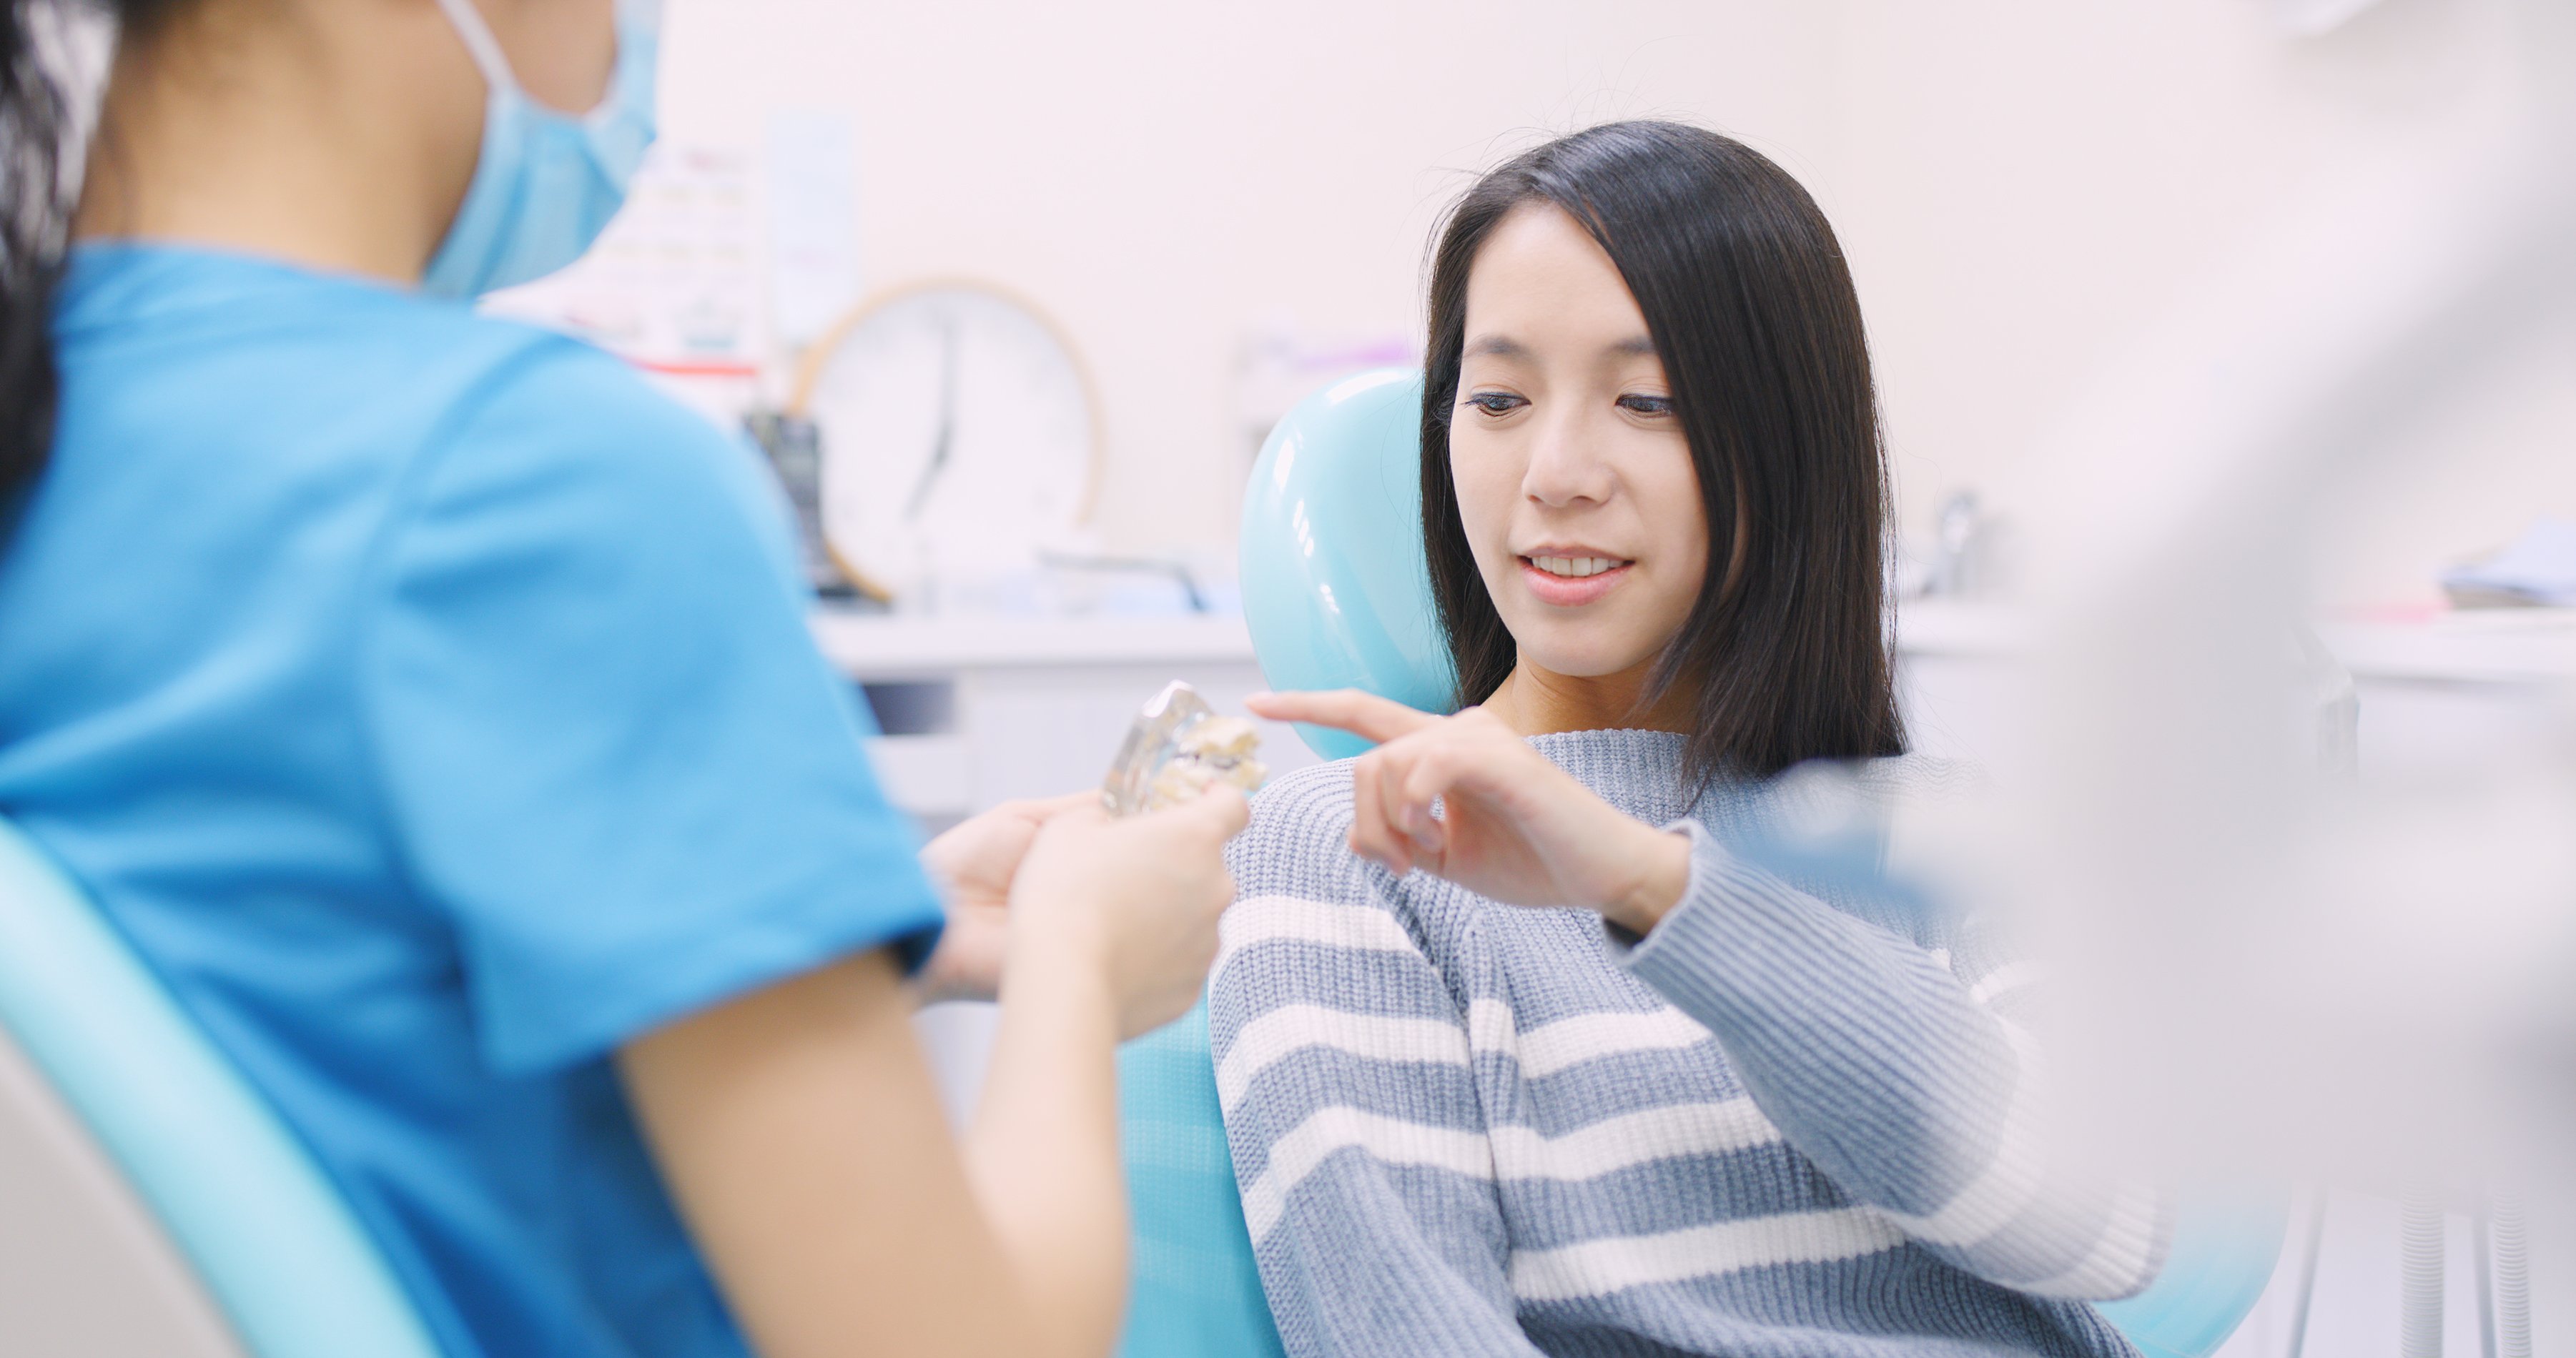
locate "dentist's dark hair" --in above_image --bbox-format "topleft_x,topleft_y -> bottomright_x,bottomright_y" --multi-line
1,0 -> 167,540
0,0 -> 72,537
1420,120 -> 1903,786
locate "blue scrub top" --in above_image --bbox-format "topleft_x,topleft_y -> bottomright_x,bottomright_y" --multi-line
0,244 -> 946,1358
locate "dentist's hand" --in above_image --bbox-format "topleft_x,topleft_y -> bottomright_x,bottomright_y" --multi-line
1246,690 -> 1692,934
1006,788 -> 1250,1037
914,795 -> 1097,1005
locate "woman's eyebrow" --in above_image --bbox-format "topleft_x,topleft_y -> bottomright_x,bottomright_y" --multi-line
1609,334 -> 1658,357
1463,334 -> 1527,359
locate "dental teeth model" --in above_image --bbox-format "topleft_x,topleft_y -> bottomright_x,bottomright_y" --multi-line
1101,681 -> 1269,816
1150,715 -> 1266,808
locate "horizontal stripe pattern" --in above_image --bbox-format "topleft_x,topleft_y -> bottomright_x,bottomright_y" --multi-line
1878,1066 -> 2045,1247
1241,1097 -> 1787,1244
1218,1005 -> 1468,1109
1218,992 -> 1714,1114
1242,1105 -> 1493,1239
2024,1179 -> 2171,1299
1215,893 -> 1426,981
1488,1100 -> 1780,1184
1509,1209 -> 1910,1303
1486,1002 -> 1714,1080
1213,738 -> 2156,1357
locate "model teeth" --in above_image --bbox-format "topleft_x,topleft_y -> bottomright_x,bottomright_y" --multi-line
1533,555 -> 1622,579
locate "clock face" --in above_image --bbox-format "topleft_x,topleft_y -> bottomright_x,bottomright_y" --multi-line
800,284 -> 1097,600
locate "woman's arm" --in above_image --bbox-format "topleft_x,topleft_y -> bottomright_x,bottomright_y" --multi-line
1248,692 -> 2171,1303
621,792 -> 1246,1358
1210,772 -> 1546,1358
1615,824 -> 2169,1299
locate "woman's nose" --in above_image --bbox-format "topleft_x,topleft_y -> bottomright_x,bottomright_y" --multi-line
1521,408 -> 1616,507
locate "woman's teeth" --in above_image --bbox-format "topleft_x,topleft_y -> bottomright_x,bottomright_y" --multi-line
1531,555 -> 1623,579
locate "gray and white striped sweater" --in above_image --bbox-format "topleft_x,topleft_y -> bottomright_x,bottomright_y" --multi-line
1210,730 -> 2168,1357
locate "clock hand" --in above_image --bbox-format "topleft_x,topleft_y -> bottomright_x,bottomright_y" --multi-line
904,318 -> 958,522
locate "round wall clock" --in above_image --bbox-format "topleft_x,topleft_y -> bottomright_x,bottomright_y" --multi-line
790,279 -> 1102,603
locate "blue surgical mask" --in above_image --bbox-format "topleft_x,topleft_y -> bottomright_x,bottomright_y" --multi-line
422,0 -> 662,299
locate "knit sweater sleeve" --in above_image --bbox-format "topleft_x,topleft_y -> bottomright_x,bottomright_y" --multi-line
1618,818 -> 2173,1300
1209,765 -> 1543,1358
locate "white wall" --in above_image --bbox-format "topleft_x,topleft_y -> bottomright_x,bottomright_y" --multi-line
1815,0 -> 2576,607
661,0 -> 2576,607
658,0 -> 1839,557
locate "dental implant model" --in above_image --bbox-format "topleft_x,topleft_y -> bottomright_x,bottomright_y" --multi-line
1102,682 -> 1269,816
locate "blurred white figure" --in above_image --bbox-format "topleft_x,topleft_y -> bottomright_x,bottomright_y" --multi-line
2263,0 -> 2391,36
1901,0 -> 2576,1334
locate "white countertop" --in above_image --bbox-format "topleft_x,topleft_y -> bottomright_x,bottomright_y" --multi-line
809,602 -> 2576,684
810,610 -> 1259,678
809,607 -> 2007,674
1897,598 -> 2576,682
2314,608 -> 2576,684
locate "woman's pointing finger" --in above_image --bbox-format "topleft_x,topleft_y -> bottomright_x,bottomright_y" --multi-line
1245,689 -> 1443,744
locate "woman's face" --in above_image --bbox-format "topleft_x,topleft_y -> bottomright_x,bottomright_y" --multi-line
1449,202 -> 1709,689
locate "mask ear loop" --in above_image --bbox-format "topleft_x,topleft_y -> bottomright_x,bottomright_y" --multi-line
430,0 -> 520,94
588,0 -> 659,129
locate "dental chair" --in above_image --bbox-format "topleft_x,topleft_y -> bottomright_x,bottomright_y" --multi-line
1112,368 -> 2286,1358
0,818 -> 443,1358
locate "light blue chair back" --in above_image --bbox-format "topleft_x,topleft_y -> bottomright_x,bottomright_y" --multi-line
0,818 -> 444,1358
1237,368 -> 1452,758
1115,1007 -> 1286,1358
2096,1196 -> 2291,1358
1114,370 -> 2284,1358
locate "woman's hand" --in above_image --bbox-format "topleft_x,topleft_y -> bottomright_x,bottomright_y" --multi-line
914,794 -> 1097,1005
1246,690 -> 1692,934
1005,788 -> 1250,1037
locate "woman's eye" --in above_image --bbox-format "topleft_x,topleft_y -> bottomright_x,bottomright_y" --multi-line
1465,392 -> 1526,417
1617,393 -> 1675,417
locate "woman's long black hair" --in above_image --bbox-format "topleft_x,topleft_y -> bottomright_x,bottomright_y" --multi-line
1421,120 -> 1904,787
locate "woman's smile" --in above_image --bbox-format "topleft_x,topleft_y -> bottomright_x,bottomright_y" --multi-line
1517,548 -> 1636,606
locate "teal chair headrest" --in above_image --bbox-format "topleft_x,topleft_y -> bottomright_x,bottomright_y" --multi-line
1237,367 -> 1454,759
1115,1006 -> 1285,1358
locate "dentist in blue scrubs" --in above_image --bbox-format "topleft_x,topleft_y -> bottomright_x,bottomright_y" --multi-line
0,2 -> 1248,1356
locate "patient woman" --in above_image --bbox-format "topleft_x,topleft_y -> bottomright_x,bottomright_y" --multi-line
1215,122 -> 2168,1357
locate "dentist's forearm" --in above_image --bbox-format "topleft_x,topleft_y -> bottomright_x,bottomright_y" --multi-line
618,951 -> 1124,1358
962,936 -> 1130,1358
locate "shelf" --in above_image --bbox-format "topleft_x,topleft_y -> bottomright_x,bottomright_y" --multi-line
809,603 -> 2576,685
810,610 -> 1258,680
1890,599 -> 2033,658
1898,600 -> 2576,683
2315,609 -> 2576,684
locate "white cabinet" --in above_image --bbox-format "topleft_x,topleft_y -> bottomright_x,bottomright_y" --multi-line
815,613 -> 1321,828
